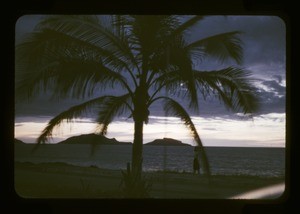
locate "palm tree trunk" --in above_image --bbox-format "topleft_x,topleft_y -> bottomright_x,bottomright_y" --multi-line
131,118 -> 144,179
131,79 -> 148,179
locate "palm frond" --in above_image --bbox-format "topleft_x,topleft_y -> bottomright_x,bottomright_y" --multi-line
162,97 -> 202,145
36,15 -> 130,59
152,73 -> 199,112
34,16 -> 133,66
96,94 -> 133,135
36,15 -> 100,28
16,34 -> 132,100
161,97 -> 211,176
22,15 -> 139,82
149,37 -> 199,110
16,60 -> 130,101
169,15 -> 205,38
147,16 -> 204,62
194,67 -> 259,114
186,31 -> 243,64
36,96 -> 109,144
52,59 -> 131,99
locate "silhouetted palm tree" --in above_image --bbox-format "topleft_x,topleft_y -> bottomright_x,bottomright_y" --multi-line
16,15 -> 258,178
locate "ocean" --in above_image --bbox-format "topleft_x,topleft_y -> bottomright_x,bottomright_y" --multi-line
14,144 -> 285,178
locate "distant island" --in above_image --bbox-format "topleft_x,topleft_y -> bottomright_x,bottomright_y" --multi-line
57,134 -> 132,145
14,139 -> 27,144
145,138 -> 191,146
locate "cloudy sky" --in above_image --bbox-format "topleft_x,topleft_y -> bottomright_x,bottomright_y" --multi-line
14,15 -> 286,147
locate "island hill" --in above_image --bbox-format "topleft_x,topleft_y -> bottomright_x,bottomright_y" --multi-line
15,134 -> 191,146
57,134 -> 131,145
15,139 -> 26,145
146,138 -> 191,146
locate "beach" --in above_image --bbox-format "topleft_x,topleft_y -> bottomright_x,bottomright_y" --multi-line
14,162 -> 285,199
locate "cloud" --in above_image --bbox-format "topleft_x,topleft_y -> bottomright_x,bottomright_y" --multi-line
202,127 -> 217,131
262,80 -> 285,94
253,77 -> 286,114
272,75 -> 283,83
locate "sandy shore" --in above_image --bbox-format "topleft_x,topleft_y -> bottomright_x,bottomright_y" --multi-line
14,162 -> 285,199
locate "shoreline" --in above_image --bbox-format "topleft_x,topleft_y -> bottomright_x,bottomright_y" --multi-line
15,161 -> 285,199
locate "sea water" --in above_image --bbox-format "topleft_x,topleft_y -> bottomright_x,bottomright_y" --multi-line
14,144 -> 285,177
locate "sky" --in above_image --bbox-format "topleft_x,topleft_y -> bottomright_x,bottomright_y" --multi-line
14,15 -> 286,147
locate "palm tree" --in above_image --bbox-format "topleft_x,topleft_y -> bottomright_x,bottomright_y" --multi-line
16,15 -> 258,179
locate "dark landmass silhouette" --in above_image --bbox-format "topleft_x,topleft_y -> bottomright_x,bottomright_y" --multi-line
145,138 -> 191,146
14,139 -> 27,144
57,134 -> 132,145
